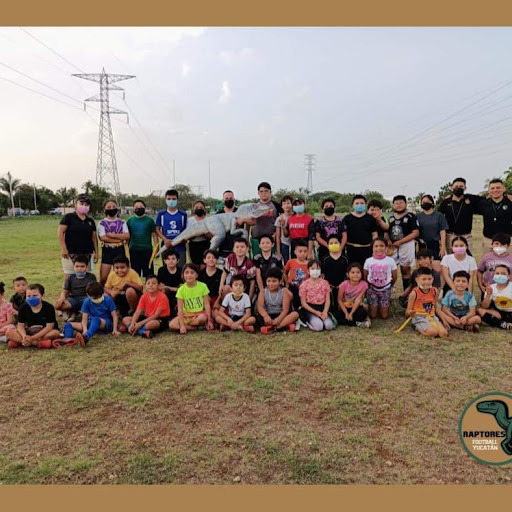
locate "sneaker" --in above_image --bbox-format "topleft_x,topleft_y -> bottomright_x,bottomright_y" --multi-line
295,319 -> 301,331
243,325 -> 255,333
76,332 -> 86,348
119,325 -> 127,334
500,322 -> 512,330
142,330 -> 153,339
52,338 -> 78,349
473,324 -> 480,333
220,324 -> 228,332
287,323 -> 296,332
0,335 -> 7,343
356,319 -> 372,329
260,325 -> 276,335
465,325 -> 473,332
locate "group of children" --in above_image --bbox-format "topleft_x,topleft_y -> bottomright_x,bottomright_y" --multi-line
1,222 -> 510,348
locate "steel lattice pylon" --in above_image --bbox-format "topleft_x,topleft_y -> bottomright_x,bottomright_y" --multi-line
73,68 -> 135,198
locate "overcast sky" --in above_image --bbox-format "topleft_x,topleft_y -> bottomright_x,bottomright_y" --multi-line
1,27 -> 512,200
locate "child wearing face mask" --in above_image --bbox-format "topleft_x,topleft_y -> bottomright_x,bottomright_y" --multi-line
187,200 -> 210,269
54,255 -> 97,321
477,265 -> 512,330
126,199 -> 157,278
284,198 -> 315,260
98,199 -> 130,284
440,236 -> 477,295
64,282 -> 120,344
322,236 -> 349,309
477,233 -> 512,298
299,260 -> 335,331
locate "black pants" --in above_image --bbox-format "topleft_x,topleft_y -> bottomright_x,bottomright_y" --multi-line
129,248 -> 154,278
346,245 -> 372,266
333,306 -> 367,326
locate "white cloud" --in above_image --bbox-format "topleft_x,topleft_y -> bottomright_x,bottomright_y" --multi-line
218,81 -> 231,104
272,113 -> 285,124
182,61 -> 191,78
218,47 -> 256,66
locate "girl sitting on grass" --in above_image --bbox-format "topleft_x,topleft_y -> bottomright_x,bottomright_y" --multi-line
335,263 -> 371,328
169,264 -> 214,334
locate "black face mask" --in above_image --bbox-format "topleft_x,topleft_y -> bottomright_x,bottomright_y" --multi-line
421,203 -> 433,211
324,207 -> 335,217
194,208 -> 206,217
134,208 -> 145,217
224,199 -> 235,208
453,188 -> 464,198
105,208 -> 118,217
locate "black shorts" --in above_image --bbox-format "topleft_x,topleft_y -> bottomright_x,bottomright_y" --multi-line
139,315 -> 171,332
189,240 -> 211,265
129,248 -> 154,278
114,289 -> 142,316
101,245 -> 126,265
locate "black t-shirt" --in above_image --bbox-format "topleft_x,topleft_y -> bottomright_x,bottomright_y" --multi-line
343,214 -> 378,246
157,266 -> 182,299
199,267 -> 223,297
477,197 -> 512,238
60,212 -> 96,255
17,301 -> 57,328
215,207 -> 238,257
315,216 -> 346,259
253,253 -> 283,285
322,254 -> 348,288
388,212 -> 420,242
438,194 -> 480,234
63,272 -> 97,299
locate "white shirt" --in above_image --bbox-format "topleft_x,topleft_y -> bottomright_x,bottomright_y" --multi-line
222,292 -> 251,317
491,282 -> 512,312
440,254 -> 477,279
363,256 -> 397,289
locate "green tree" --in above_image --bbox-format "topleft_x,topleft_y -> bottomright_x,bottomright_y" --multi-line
0,172 -> 21,215
435,182 -> 453,207
56,187 -> 78,208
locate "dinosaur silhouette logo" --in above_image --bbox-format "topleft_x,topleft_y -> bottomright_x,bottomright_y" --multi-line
459,392 -> 512,466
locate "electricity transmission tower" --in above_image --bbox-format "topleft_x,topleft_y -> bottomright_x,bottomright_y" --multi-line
304,154 -> 316,194
73,68 -> 135,198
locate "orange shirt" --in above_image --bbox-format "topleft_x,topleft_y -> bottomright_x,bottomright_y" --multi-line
284,259 -> 309,287
136,291 -> 171,318
411,286 -> 437,315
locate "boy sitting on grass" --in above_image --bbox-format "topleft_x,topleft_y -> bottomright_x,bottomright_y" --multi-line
405,267 -> 448,338
257,268 -> 299,334
441,270 -> 481,332
64,282 -> 120,344
283,238 -> 310,309
10,276 -> 27,312
104,255 -> 143,317
253,234 -> 283,294
55,255 -> 97,321
6,284 -> 65,349
122,275 -> 171,338
215,275 -> 256,332
199,249 -> 223,311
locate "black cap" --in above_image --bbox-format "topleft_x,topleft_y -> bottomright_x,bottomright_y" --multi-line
77,193 -> 91,204
292,197 -> 304,204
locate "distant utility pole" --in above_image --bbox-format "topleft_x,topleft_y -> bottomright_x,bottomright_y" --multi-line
73,68 -> 135,199
304,154 -> 316,194
33,183 -> 37,211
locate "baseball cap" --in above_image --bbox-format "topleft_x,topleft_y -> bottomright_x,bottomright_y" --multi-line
77,193 -> 91,204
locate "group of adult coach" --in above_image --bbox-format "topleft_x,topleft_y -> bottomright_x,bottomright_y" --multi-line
57,177 -> 512,279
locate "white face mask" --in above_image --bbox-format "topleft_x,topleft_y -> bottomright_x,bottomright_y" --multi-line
310,269 -> 321,278
493,246 -> 507,256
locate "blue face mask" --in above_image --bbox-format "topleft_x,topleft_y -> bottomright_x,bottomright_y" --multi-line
354,204 -> 366,214
493,274 -> 509,285
75,271 -> 87,278
26,296 -> 41,307
166,199 -> 178,208
293,205 -> 305,214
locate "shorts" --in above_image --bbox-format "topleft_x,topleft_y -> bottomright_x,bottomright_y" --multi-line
183,311 -> 207,325
189,240 -> 211,266
114,290 -> 142,316
67,296 -> 86,312
367,286 -> 392,308
101,245 -> 126,265
61,254 -> 92,275
138,315 -> 170,332
392,240 -> 416,267
229,314 -> 245,322
411,315 -> 442,333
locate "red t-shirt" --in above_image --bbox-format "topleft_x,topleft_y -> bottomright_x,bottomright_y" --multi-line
136,291 -> 171,317
287,213 -> 314,240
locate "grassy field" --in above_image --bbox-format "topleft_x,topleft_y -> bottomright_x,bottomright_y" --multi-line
0,216 -> 510,484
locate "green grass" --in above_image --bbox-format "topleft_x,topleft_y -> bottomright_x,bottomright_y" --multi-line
0,215 -> 510,484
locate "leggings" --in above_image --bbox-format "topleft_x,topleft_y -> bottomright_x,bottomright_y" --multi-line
303,303 -> 334,331
334,306 -> 368,326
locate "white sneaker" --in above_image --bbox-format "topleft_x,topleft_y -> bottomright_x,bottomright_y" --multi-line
500,322 -> 512,330
295,319 -> 301,331
0,335 -> 7,343
62,311 -> 70,321
356,319 -> 372,329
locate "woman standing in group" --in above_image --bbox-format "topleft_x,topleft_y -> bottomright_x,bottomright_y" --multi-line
126,199 -> 158,278
98,199 -> 130,284
187,200 -> 211,269
416,194 -> 448,272
58,194 -> 98,281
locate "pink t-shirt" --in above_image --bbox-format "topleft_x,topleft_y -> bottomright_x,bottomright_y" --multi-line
338,280 -> 368,306
299,278 -> 330,305
477,252 -> 512,287
0,300 -> 15,335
